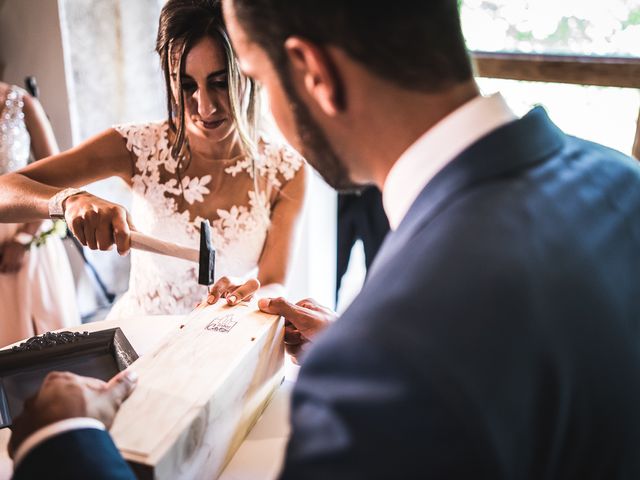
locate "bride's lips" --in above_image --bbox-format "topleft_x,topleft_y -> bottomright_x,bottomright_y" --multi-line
198,118 -> 226,130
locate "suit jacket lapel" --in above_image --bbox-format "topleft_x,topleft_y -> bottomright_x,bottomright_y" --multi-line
367,107 -> 566,281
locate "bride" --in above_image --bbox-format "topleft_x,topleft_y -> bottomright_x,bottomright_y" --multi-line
0,0 -> 306,318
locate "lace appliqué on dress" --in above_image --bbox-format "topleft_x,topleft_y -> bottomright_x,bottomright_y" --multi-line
225,139 -> 304,188
108,121 -> 303,317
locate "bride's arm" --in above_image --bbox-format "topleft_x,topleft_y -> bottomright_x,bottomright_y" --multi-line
204,162 -> 309,306
256,162 -> 309,294
0,129 -> 133,223
0,92 -> 62,274
4,91 -> 60,238
0,128 -> 137,255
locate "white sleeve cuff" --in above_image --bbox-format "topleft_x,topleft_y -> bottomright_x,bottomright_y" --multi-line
13,417 -> 106,467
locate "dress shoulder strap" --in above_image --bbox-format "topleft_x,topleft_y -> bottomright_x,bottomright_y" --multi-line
113,121 -> 179,175
256,136 -> 305,189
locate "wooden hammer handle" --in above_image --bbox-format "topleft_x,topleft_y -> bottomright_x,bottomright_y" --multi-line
130,231 -> 199,263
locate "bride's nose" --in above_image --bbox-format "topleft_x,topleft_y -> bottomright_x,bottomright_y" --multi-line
196,90 -> 217,118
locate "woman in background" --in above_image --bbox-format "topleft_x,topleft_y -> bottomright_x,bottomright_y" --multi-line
0,81 -> 79,347
0,0 -> 306,319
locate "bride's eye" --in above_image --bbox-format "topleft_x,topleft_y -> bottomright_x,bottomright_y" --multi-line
209,78 -> 228,90
182,80 -> 197,93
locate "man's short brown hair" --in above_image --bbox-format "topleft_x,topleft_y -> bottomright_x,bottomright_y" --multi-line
230,0 -> 473,92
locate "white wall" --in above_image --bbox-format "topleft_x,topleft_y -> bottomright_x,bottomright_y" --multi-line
0,0 -> 74,150
59,0 -> 165,140
287,173 -> 337,308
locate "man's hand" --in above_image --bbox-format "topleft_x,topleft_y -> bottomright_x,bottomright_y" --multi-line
8,369 -> 138,458
0,240 -> 27,274
258,297 -> 336,363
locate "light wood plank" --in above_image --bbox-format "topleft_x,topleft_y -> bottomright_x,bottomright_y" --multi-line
110,302 -> 284,479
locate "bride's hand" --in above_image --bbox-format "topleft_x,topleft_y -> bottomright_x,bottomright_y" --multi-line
64,192 -> 136,255
204,276 -> 261,306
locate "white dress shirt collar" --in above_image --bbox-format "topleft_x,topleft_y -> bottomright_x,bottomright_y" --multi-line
382,93 -> 517,230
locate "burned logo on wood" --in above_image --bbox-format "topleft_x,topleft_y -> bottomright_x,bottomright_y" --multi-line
205,314 -> 237,333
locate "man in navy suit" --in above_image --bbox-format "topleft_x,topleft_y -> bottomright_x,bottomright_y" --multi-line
10,0 -> 640,478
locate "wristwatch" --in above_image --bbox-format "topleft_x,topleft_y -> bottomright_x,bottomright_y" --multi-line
48,188 -> 86,220
13,232 -> 34,247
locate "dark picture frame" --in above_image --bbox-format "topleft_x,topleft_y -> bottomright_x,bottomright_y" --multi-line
0,328 -> 138,428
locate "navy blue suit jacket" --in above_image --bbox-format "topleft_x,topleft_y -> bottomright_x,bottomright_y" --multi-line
12,428 -> 135,479
13,109 -> 640,479
279,108 -> 640,479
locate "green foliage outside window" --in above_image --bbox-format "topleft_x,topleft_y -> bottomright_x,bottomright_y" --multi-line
459,0 -> 640,56
457,0 -> 640,157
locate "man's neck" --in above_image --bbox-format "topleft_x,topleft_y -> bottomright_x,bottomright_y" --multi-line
337,79 -> 480,190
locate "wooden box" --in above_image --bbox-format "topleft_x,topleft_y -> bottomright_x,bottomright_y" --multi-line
110,302 -> 284,479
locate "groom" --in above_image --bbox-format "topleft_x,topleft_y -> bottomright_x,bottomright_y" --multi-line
10,1 -> 640,478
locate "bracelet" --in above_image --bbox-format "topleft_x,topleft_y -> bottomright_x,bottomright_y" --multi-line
48,188 -> 86,220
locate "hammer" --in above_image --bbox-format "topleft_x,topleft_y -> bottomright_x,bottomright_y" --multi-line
129,220 -> 216,286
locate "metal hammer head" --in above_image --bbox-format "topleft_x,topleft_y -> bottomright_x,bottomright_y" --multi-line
198,220 -> 216,286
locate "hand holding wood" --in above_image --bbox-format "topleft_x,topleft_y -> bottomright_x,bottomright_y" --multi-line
258,297 -> 336,363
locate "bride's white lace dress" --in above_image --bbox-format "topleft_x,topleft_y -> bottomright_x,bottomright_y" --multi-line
106,121 -> 303,319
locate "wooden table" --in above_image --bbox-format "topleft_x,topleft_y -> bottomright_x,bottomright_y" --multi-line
0,315 -> 296,479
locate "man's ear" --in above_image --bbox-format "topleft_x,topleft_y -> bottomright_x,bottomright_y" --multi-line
284,37 -> 343,116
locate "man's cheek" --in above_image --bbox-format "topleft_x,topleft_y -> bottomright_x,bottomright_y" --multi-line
270,94 -> 297,146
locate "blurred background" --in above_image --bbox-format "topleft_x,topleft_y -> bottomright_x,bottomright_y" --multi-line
0,0 -> 638,320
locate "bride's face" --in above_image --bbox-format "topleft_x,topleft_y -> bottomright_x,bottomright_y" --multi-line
172,36 -> 236,146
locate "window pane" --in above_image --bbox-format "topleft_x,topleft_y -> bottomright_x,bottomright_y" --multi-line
478,78 -> 640,155
461,0 -> 640,56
